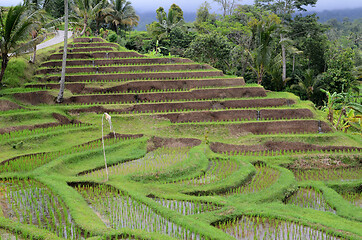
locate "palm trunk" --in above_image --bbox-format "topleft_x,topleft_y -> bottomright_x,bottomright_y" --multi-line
0,53 -> 9,86
335,107 -> 345,130
257,65 -> 263,85
80,17 -> 87,36
281,34 -> 286,83
32,45 -> 37,63
56,0 -> 69,103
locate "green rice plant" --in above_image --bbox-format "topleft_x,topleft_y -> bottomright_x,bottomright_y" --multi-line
224,164 -> 280,196
340,192 -> 362,208
74,184 -> 203,239
0,228 -> 26,240
216,215 -> 342,240
0,179 -> 83,239
292,167 -> 361,182
84,147 -> 190,179
0,137 -> 122,173
152,198 -> 221,215
176,158 -> 239,186
0,123 -> 89,143
285,187 -> 336,213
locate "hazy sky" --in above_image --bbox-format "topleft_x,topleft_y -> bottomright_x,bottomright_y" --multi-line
2,0 -> 362,13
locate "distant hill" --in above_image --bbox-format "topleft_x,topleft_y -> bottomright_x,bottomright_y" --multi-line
135,11 -> 197,31
134,7 -> 362,31
302,7 -> 362,22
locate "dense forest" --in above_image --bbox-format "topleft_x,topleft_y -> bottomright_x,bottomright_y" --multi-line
0,0 -> 361,132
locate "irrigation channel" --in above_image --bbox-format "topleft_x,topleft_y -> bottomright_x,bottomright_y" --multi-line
0,179 -> 83,239
217,215 -> 342,240
74,184 -> 204,239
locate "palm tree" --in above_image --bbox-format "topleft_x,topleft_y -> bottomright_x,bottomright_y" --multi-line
149,8 -> 185,40
0,5 -> 36,86
106,0 -> 139,32
247,14 -> 280,84
24,2 -> 61,63
291,69 -> 318,101
72,0 -> 111,36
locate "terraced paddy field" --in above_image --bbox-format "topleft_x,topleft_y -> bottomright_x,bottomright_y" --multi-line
0,37 -> 361,240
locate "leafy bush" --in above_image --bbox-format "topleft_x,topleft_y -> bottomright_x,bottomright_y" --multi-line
3,58 -> 26,87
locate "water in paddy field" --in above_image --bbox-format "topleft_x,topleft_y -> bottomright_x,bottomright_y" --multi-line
217,215 -> 342,240
175,158 -> 239,186
74,184 -> 204,240
84,146 -> 190,178
0,179 -> 83,239
153,198 -> 221,215
0,228 -> 25,240
224,164 -> 280,196
285,187 -> 336,213
292,167 -> 361,181
341,191 -> 362,208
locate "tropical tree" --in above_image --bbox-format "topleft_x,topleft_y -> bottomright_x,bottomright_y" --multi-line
255,0 -> 318,83
106,0 -> 139,32
147,6 -> 185,40
24,1 -> 61,63
247,13 -> 280,84
72,0 -> 111,36
186,32 -> 233,73
291,69 -> 317,100
0,5 -> 36,86
213,0 -> 242,16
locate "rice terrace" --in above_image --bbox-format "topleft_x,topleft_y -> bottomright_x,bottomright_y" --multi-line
0,0 -> 361,239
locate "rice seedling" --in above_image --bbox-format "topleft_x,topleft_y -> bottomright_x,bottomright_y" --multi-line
285,187 -> 336,213
292,167 -> 361,182
216,215 -> 342,240
224,164 -> 280,196
0,228 -> 25,240
0,123 -> 90,142
0,137 -> 122,173
74,184 -> 203,239
340,192 -> 362,208
84,147 -> 190,179
152,198 -> 221,215
0,179 -> 83,239
175,158 -> 239,186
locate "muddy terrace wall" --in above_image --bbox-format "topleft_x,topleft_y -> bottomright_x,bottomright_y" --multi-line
68,98 -> 294,114
225,120 -> 332,134
37,63 -> 213,75
73,37 -> 104,43
48,51 -> 144,60
29,78 -> 245,94
0,113 -> 76,134
64,87 -> 267,104
210,141 -> 361,153
40,58 -> 193,68
59,47 -> 115,53
154,108 -> 313,123
44,71 -> 225,82
67,42 -> 119,48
